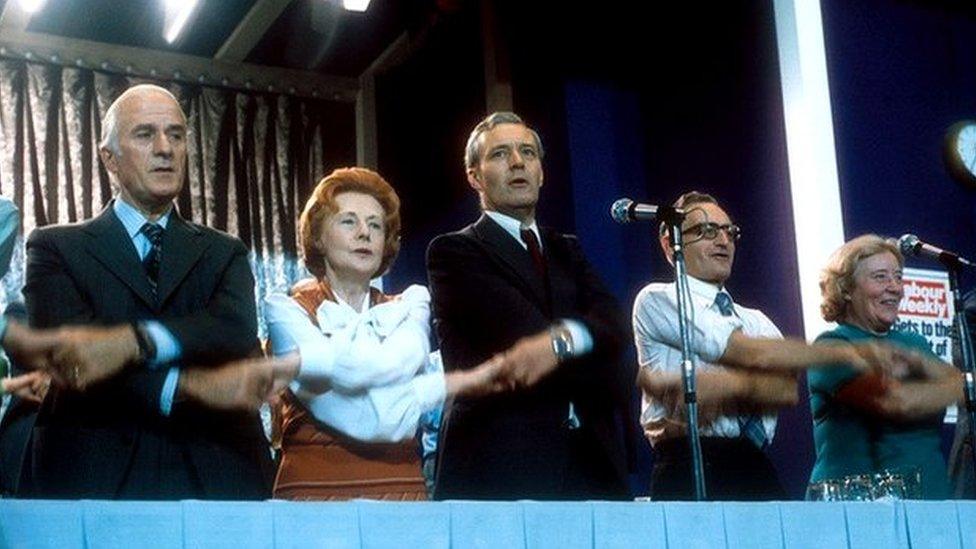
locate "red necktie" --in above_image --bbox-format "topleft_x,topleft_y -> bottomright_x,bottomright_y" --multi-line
520,228 -> 547,278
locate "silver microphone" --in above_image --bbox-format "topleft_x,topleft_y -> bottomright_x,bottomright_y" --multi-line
898,234 -> 973,268
610,198 -> 683,224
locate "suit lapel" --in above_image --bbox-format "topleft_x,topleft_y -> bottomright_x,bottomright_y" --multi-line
83,206 -> 157,310
156,212 -> 209,306
471,214 -> 550,313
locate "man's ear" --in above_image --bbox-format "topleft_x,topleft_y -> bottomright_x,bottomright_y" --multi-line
466,168 -> 482,191
99,147 -> 117,175
659,232 -> 675,265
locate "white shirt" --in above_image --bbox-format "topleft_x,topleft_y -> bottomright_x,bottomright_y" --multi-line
265,284 -> 446,443
632,276 -> 782,446
484,210 -> 542,251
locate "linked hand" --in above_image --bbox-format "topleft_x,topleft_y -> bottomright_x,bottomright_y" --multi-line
446,354 -> 510,398
1,371 -> 51,403
47,325 -> 139,391
889,348 -> 929,378
848,341 -> 908,379
269,352 -> 301,396
498,331 -> 560,389
179,359 -> 274,412
2,321 -> 61,372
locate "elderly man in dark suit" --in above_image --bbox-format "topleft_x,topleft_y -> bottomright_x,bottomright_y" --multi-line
20,84 -> 272,499
427,112 -> 634,500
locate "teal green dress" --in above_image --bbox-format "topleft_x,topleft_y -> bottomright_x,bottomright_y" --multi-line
807,323 -> 949,499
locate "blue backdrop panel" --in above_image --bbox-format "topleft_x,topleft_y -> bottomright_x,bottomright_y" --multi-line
822,0 -> 976,282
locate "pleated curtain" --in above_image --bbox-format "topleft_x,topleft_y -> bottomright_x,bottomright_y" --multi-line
0,59 -> 350,336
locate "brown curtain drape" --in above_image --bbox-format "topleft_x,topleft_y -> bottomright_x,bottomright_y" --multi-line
0,58 -> 355,336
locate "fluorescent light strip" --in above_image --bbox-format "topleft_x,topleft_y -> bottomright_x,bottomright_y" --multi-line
343,0 -> 371,12
773,0 -> 846,341
18,0 -> 46,14
164,0 -> 199,44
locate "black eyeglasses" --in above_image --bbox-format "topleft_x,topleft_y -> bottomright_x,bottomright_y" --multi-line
682,222 -> 742,242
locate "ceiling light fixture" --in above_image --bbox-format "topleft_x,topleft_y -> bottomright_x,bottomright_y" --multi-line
18,0 -> 47,14
163,0 -> 200,44
342,0 -> 371,13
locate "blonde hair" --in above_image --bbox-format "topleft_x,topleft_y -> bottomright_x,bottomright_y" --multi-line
819,234 -> 903,322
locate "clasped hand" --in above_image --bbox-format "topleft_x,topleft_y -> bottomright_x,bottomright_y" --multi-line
496,331 -> 561,389
848,341 -> 925,381
2,322 -> 135,392
42,326 -> 138,391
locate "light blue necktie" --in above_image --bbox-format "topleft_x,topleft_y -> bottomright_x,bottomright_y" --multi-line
715,291 -> 768,450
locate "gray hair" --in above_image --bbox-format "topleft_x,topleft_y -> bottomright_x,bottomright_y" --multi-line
99,84 -> 184,155
659,190 -> 719,237
464,112 -> 544,169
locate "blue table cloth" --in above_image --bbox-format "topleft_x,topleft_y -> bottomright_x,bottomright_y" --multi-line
2,499 -> 974,548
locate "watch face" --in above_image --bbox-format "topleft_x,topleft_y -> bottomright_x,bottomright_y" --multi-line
946,121 -> 976,188
956,124 -> 976,177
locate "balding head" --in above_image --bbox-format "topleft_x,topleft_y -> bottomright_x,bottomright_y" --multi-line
100,84 -> 184,155
99,84 -> 188,217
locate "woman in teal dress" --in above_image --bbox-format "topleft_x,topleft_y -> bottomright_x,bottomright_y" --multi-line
808,234 -> 962,499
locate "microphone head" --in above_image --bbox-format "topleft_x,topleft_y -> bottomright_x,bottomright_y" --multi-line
898,234 -> 920,256
610,198 -> 634,223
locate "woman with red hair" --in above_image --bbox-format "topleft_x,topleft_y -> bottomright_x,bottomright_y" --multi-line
265,167 -> 501,500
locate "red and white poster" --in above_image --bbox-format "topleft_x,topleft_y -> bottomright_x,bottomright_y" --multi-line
895,267 -> 954,363
895,267 -> 957,423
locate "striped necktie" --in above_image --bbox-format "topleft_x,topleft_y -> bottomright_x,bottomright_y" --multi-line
715,291 -> 768,450
141,223 -> 164,293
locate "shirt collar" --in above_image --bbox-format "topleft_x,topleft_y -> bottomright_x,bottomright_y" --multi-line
484,210 -> 541,248
114,197 -> 172,239
685,275 -> 733,312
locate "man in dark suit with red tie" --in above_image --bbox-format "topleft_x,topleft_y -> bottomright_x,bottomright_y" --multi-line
427,112 -> 634,500
20,84 -> 272,499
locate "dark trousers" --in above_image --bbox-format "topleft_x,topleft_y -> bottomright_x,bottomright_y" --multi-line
650,437 -> 786,501
563,428 -> 629,500
117,429 -> 205,500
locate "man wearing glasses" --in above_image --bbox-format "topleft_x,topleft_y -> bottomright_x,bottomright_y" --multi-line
633,191 -> 884,500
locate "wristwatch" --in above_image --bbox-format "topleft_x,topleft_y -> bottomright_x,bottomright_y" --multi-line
550,322 -> 575,363
131,322 -> 157,365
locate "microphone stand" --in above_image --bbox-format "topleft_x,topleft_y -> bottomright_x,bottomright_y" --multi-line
661,206 -> 707,501
944,261 -> 976,484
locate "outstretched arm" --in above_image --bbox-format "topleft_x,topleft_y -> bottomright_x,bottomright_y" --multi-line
835,349 -> 962,422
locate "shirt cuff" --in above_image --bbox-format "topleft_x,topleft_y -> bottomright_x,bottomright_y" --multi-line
159,367 -> 180,416
561,318 -> 594,356
412,372 -> 447,413
265,300 -> 337,383
143,321 -> 182,367
292,336 -> 337,384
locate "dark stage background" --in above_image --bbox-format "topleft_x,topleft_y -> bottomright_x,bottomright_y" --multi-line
372,0 -> 976,498
5,0 -> 976,503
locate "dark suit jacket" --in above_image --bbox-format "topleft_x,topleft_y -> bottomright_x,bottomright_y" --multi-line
427,214 -> 634,500
20,204 -> 272,499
